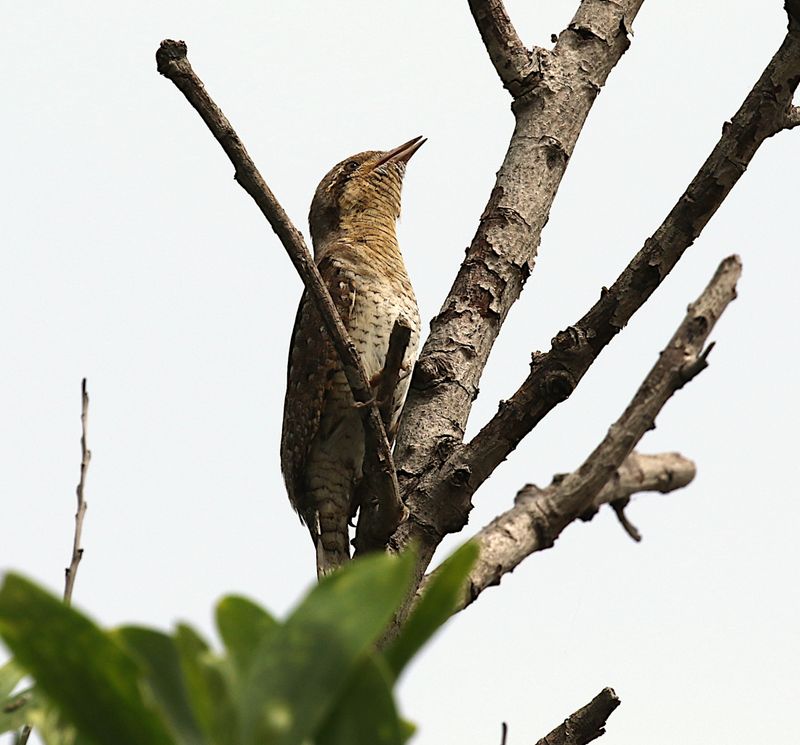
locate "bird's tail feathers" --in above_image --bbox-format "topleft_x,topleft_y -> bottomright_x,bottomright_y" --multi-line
313,508 -> 350,577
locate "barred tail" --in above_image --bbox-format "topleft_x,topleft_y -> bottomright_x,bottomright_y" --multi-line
311,496 -> 351,577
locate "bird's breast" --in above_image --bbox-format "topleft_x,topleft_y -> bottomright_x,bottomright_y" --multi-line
346,275 -> 420,383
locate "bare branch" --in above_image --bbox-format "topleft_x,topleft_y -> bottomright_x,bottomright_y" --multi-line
788,0 -> 800,29
784,105 -> 800,130
587,451 -> 696,511
467,0 -> 537,95
395,25 -> 800,566
455,256 -> 741,609
22,381 -> 93,743
377,318 -> 413,444
580,450 -> 696,542
534,688 -> 620,745
393,0 -> 644,557
64,378 -> 90,605
578,450 -> 697,541
155,40 -> 404,555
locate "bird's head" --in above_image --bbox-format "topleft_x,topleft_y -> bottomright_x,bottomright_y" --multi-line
309,136 -> 425,248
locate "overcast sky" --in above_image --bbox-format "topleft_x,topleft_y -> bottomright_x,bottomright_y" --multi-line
2,2 -> 798,744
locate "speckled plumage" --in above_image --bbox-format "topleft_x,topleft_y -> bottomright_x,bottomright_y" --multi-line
280,138 -> 423,576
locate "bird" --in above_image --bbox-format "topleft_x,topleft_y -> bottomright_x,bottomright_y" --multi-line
280,136 -> 424,576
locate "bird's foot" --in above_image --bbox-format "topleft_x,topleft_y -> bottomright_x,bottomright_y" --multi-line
351,397 -> 376,409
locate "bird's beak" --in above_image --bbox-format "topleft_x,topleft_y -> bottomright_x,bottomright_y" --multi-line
374,136 -> 426,168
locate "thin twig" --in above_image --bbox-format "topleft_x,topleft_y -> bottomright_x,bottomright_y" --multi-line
20,381 -> 92,743
155,40 -> 404,557
450,256 -> 741,609
534,688 -> 620,745
64,378 -> 90,605
500,721 -> 508,745
610,499 -> 642,542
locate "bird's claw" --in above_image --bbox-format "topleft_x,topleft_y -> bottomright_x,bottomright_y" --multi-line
351,397 -> 376,409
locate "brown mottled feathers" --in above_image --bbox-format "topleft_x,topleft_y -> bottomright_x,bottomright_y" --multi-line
280,252 -> 357,526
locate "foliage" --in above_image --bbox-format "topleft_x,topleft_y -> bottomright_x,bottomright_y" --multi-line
0,544 -> 477,745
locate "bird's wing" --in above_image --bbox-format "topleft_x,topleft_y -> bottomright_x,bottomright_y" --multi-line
280,253 -> 357,523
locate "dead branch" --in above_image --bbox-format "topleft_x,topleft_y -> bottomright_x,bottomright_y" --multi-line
579,450 -> 696,541
534,688 -> 620,745
155,40 -> 404,557
455,256 -> 741,609
467,0 -> 536,96
21,380 -> 93,742
394,19 -> 800,568
64,378 -> 90,605
392,0 -> 645,560
377,318 -> 413,444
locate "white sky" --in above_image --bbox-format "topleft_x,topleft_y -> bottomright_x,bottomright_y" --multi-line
2,2 -> 798,743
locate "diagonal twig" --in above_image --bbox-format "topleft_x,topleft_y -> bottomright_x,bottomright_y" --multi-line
453,255 -> 741,609
155,40 -> 404,558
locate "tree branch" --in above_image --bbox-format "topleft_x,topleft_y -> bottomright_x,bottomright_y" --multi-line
454,255 -> 741,609
784,105 -> 800,130
395,21 -> 800,567
578,451 -> 696,541
21,380 -> 93,743
64,378 -> 90,605
377,318 -> 413,444
155,40 -> 404,557
467,0 -> 538,96
392,0 -> 644,558
534,688 -> 620,745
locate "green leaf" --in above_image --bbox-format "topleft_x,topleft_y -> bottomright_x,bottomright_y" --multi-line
0,573 -> 175,745
115,627 -> 205,745
241,551 -> 415,745
399,719 -> 417,744
174,624 -> 236,745
0,659 -> 25,699
317,655 -> 403,745
215,596 -> 277,681
24,699 -> 95,745
25,704 -> 73,745
384,541 -> 478,679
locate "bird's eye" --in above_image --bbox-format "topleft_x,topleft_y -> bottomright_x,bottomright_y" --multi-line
345,160 -> 359,172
